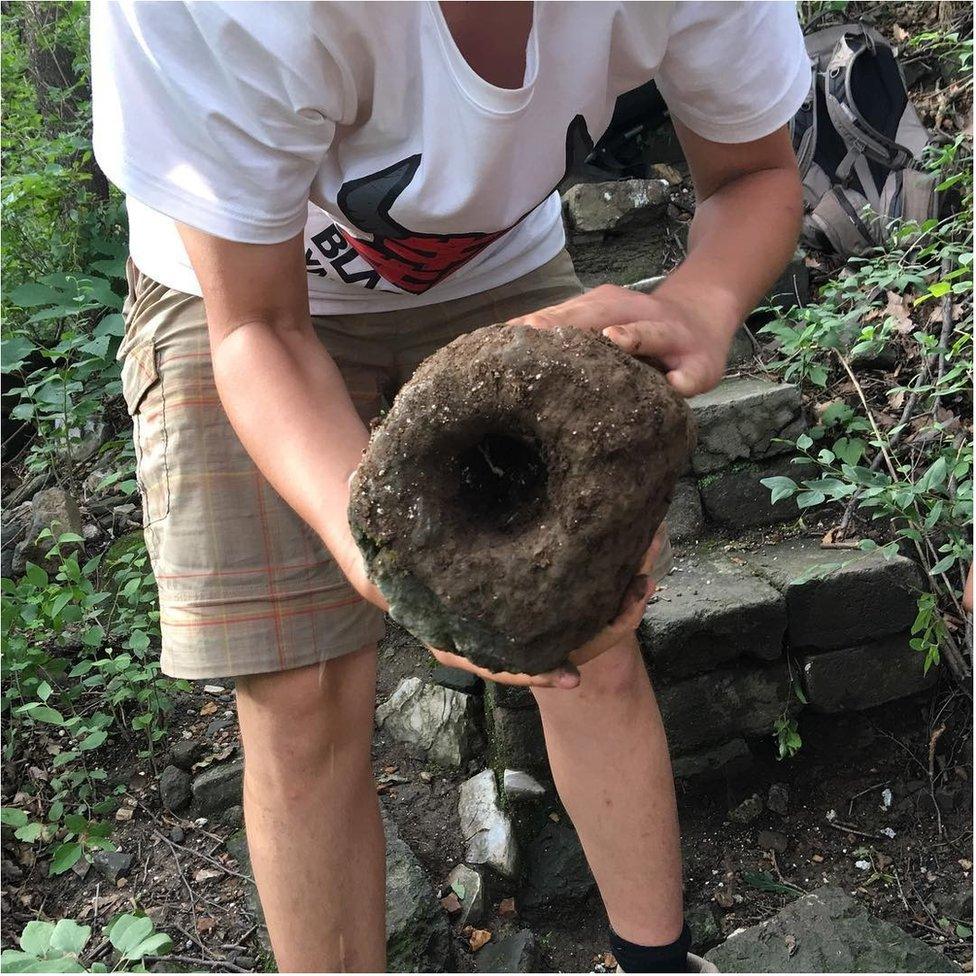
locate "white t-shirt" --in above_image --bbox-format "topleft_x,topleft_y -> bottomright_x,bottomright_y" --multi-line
92,1 -> 808,315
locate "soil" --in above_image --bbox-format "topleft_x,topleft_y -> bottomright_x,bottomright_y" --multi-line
350,324 -> 695,675
3,629 -> 971,974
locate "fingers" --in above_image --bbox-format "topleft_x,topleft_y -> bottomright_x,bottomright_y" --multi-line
428,648 -> 580,689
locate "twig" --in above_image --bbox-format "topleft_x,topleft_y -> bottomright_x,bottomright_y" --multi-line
143,955 -> 248,973
928,723 -> 948,837
932,256 -> 955,417
825,818 -> 883,841
152,830 -> 254,884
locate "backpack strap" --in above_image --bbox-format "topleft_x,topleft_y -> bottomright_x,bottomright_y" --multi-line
824,31 -> 916,180
789,60 -> 818,180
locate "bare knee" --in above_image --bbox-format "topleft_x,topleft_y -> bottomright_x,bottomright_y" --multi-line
236,643 -> 377,801
534,635 -> 648,710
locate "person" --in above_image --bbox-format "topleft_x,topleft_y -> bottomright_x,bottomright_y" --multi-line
92,2 -> 808,971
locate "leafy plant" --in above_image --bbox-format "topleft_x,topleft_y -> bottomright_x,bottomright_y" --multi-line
1,914 -> 173,973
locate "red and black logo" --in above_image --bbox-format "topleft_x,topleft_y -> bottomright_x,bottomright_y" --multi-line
309,115 -> 593,295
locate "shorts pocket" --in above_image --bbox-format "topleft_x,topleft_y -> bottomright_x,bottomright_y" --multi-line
121,338 -> 171,530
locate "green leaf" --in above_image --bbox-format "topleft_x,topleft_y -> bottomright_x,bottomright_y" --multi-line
9,282 -> 62,308
14,822 -> 43,843
956,923 -> 972,939
27,706 -> 65,726
833,437 -> 866,466
107,914 -> 161,961
451,880 -> 467,901
49,920 -> 91,956
930,555 -> 957,575
24,563 -> 49,589
78,730 -> 108,751
1,807 -> 29,828
48,841 -> 83,875
19,921 -> 55,956
796,489 -> 826,509
743,870 -> 804,895
796,433 -> 814,451
0,336 -> 36,373
761,476 -> 798,505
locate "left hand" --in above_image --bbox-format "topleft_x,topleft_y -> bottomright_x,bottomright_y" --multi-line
425,527 -> 666,686
509,282 -> 739,398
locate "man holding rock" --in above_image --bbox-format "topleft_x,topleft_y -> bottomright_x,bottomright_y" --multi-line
93,2 -> 807,971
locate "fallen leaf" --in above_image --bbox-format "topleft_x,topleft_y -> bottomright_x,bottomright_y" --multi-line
785,934 -> 798,956
881,291 -> 914,334
468,929 -> 491,952
196,916 -> 217,934
440,893 -> 461,914
548,812 -> 561,823
892,23 -> 908,43
812,854 -> 824,863
959,859 -> 972,870
199,701 -> 218,717
601,953 -> 617,969
383,765 -> 398,774
498,897 -> 517,918
420,771 -> 433,783
713,890 -> 735,909
115,806 -> 134,822
194,867 -> 222,883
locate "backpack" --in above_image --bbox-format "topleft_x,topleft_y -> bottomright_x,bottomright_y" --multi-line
791,23 -> 939,257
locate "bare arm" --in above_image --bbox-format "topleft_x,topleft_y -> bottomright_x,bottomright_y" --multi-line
512,125 -> 802,396
177,225 -> 385,609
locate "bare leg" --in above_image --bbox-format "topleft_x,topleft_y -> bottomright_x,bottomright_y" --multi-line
235,644 -> 385,972
533,635 -> 684,945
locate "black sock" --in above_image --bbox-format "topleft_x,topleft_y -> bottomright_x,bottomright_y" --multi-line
609,922 -> 691,973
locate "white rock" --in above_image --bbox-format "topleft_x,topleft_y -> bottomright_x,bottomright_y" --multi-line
458,769 -> 518,879
503,769 -> 547,803
446,863 -> 485,927
375,677 -> 477,768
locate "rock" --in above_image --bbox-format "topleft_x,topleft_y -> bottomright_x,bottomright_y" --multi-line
520,821 -> 595,910
687,904 -> 723,953
641,555 -> 786,679
446,863 -> 486,927
159,765 -> 192,812
657,665 -> 793,755
431,666 -> 482,695
671,739 -> 754,790
699,456 -> 809,528
1,501 -> 33,578
385,819 -> 451,972
743,538 -> 926,650
503,770 -> 547,804
17,488 -> 83,571
563,179 -> 669,236
169,827 -> 185,844
91,850 -> 133,882
220,805 -> 244,828
766,253 -> 811,311
939,880 -> 973,922
767,783 -> 790,816
169,739 -> 205,772
474,929 -> 537,973
225,830 -> 266,931
705,886 -> 961,972
490,705 -> 548,780
192,760 -> 244,817
729,794 -> 764,824
487,682 -> 536,710
458,770 -> 518,880
799,634 -> 938,713
666,479 -> 705,544
350,325 -> 694,675
757,830 -> 788,853
689,377 -> 804,476
726,329 -> 756,368
375,678 -> 479,768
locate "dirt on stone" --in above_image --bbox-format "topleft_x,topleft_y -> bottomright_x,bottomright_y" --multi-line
349,324 -> 695,675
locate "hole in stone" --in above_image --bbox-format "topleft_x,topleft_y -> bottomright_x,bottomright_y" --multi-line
457,432 -> 547,530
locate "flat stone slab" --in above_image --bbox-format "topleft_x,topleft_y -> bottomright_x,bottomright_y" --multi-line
801,633 -> 937,712
671,738 -> 754,790
666,479 -> 705,543
742,538 -> 926,649
706,886 -> 960,972
474,929 -> 537,973
689,377 -> 804,475
657,665 -> 791,754
700,456 -> 808,528
641,554 -> 786,679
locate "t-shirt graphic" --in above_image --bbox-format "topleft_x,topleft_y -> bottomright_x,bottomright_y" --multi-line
334,117 -> 592,295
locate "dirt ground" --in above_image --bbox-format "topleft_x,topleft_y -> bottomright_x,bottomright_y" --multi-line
3,625 -> 971,974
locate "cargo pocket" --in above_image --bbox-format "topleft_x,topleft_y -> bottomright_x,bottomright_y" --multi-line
120,339 -> 171,531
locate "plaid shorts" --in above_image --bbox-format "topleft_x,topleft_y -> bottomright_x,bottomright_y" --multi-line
119,250 -> 602,679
